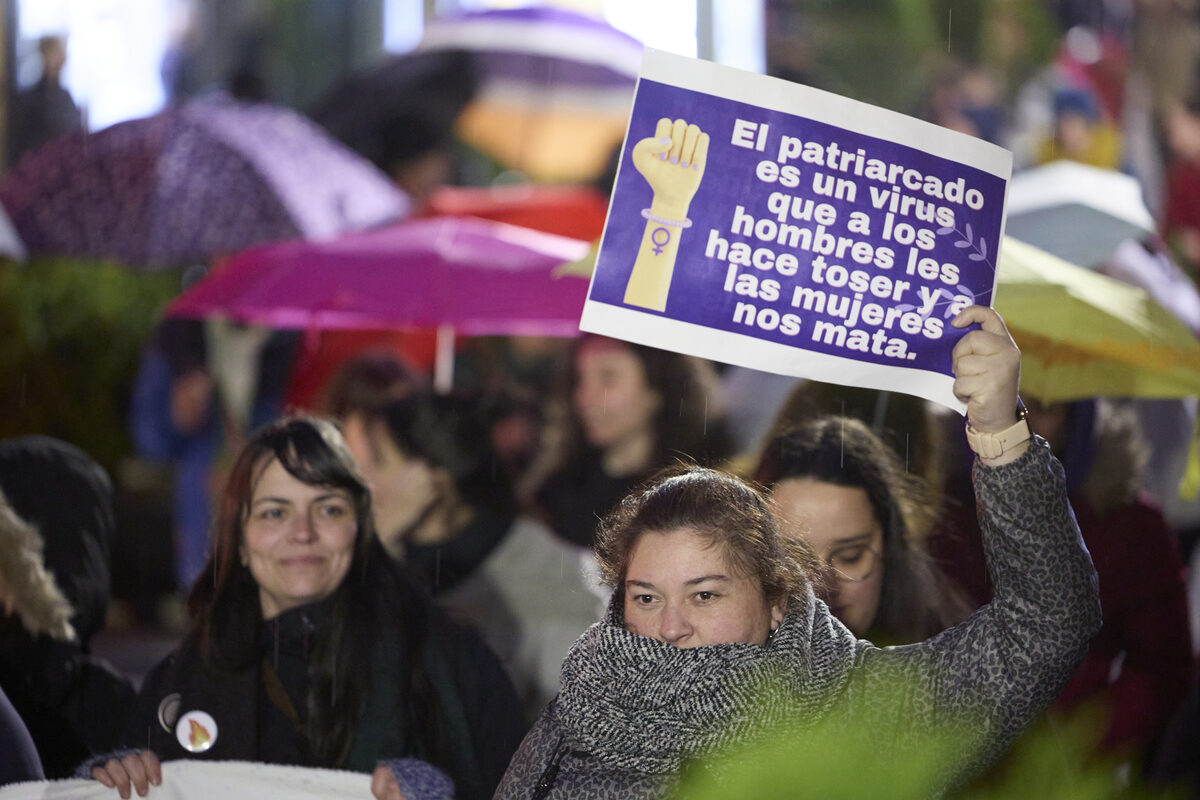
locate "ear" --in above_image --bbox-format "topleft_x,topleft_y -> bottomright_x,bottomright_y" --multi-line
770,598 -> 786,631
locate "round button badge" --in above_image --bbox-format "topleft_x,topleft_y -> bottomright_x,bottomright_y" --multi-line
175,710 -> 218,753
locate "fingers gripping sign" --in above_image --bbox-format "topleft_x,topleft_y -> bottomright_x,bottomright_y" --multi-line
92,750 -> 162,799
625,118 -> 711,311
371,764 -> 410,800
951,305 -> 1030,466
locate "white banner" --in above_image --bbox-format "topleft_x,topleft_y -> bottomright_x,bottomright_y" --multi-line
0,761 -> 370,800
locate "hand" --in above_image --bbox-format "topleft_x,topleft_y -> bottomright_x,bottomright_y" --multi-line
631,117 -> 709,218
951,306 -> 1024,461
169,369 -> 214,434
370,764 -> 411,800
92,751 -> 162,799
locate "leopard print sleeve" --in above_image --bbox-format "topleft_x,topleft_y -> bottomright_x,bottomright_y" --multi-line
850,435 -> 1101,782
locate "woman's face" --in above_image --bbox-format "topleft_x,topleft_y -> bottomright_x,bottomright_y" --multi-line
572,339 -> 661,452
241,458 -> 358,620
343,414 -> 438,549
623,527 -> 783,648
770,478 -> 884,637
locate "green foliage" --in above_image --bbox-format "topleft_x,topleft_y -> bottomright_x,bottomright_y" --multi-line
0,257 -> 183,470
675,680 -> 1185,800
966,712 -> 1186,800
675,677 -> 972,800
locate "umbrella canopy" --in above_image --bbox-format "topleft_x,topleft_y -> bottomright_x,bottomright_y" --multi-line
1004,160 -> 1156,270
416,6 -> 643,182
163,216 -> 592,336
0,95 -> 409,269
421,183 -> 610,241
994,237 -> 1200,404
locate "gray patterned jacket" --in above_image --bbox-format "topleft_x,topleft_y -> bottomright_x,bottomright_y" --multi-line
494,438 -> 1101,799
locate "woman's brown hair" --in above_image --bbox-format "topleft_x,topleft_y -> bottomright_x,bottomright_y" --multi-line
186,416 -> 448,770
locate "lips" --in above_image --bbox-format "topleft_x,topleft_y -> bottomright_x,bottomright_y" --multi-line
279,556 -> 324,567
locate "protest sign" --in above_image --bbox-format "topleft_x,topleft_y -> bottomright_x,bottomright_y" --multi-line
579,49 -> 1012,413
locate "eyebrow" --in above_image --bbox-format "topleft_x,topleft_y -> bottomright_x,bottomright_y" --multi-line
830,532 -> 876,547
250,492 -> 347,508
625,575 -> 730,591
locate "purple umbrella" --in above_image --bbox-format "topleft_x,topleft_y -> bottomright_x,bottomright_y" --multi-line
164,216 -> 591,389
0,94 -> 409,269
415,6 -> 643,182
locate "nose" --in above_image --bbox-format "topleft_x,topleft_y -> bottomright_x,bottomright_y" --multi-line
658,602 -> 693,646
573,375 -> 605,415
290,509 -> 319,543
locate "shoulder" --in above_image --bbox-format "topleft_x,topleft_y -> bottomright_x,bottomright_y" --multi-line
494,707 -> 564,798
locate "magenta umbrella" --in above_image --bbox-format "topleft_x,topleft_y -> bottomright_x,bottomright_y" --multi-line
164,216 -> 592,388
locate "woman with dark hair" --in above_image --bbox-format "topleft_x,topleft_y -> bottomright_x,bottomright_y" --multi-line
495,307 -> 1101,798
87,417 -> 526,800
754,417 -> 971,644
525,335 -> 734,548
343,392 -> 600,720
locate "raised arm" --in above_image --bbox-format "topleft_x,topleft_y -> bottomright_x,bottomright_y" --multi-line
845,306 -> 1101,777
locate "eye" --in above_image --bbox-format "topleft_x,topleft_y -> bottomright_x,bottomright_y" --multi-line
632,594 -> 656,606
694,591 -> 719,603
831,546 -> 868,568
319,501 -> 350,518
256,506 -> 286,522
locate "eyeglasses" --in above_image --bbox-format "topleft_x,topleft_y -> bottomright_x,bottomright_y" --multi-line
823,544 -> 881,583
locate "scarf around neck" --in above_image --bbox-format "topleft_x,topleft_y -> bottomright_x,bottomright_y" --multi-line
553,588 -> 859,775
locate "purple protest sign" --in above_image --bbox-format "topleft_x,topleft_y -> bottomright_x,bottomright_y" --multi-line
579,49 -> 1012,413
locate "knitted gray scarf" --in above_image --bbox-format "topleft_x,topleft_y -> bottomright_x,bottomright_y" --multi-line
553,589 -> 859,775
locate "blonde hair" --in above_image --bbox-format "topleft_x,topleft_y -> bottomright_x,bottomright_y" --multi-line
0,489 -> 75,642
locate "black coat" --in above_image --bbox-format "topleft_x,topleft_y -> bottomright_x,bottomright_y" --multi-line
119,597 -> 527,800
0,436 -> 134,778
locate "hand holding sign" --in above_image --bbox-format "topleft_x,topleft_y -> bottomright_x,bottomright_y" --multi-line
624,118 -> 711,311
951,305 -> 1027,465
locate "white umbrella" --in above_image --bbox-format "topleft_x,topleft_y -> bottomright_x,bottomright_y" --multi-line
1005,160 -> 1156,269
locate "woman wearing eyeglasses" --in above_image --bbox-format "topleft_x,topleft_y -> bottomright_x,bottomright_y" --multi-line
754,416 -> 972,645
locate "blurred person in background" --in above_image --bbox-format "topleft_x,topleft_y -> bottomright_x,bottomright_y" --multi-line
1035,86 -> 1123,168
0,437 -> 134,779
760,381 -> 947,508
8,35 -> 83,166
321,348 -> 424,431
129,318 -> 298,599
1162,90 -> 1200,278
343,392 -> 599,720
522,335 -> 734,549
86,417 -> 525,800
755,417 -> 972,645
1030,399 -> 1194,760
935,397 -> 1194,768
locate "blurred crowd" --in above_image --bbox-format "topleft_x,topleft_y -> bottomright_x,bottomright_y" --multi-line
1,1 -> 1200,798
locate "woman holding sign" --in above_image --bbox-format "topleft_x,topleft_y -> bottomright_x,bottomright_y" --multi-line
494,306 -> 1100,799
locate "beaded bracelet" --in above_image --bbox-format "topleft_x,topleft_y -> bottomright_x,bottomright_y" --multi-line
641,208 -> 693,228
